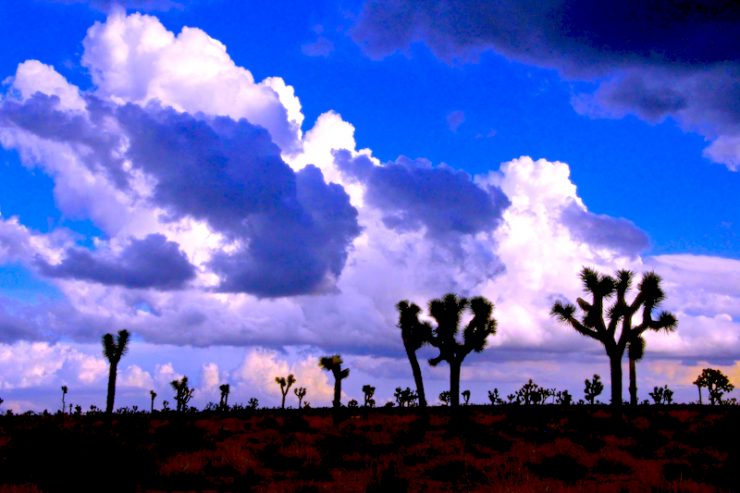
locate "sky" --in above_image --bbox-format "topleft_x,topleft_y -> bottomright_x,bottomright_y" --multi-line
0,0 -> 738,412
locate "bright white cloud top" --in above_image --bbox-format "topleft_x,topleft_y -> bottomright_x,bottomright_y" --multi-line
0,11 -> 737,411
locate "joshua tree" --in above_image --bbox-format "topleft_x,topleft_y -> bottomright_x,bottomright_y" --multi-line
551,268 -> 677,407
275,374 -> 296,409
461,390 -> 471,405
487,388 -> 504,405
396,300 -> 432,408
649,385 -> 674,405
149,390 -> 157,413
61,385 -> 68,413
247,397 -> 259,409
219,384 -> 230,410
102,329 -> 130,415
556,390 -> 573,405
319,355 -> 350,408
348,399 -> 359,408
693,368 -> 735,405
294,387 -> 307,409
362,384 -> 376,408
584,374 -> 604,405
439,390 -> 451,406
627,335 -> 646,406
427,293 -> 497,407
171,376 -> 194,412
394,387 -> 418,407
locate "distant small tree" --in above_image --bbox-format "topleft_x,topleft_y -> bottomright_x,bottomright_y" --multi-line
649,385 -> 674,405
584,374 -> 604,405
219,384 -> 230,410
362,384 -> 376,408
694,368 -> 735,405
487,388 -> 503,405
319,355 -> 349,408
294,387 -> 307,409
170,376 -> 194,412
439,390 -> 451,406
348,399 -> 359,408
394,387 -> 418,407
512,379 -> 547,405
61,385 -> 68,414
275,374 -> 296,409
149,390 -> 157,413
556,390 -> 573,405
162,400 -> 170,411
102,329 -> 130,415
247,397 -> 259,409
461,390 -> 471,405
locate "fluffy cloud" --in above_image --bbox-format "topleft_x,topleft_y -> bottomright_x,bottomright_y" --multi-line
352,0 -> 740,170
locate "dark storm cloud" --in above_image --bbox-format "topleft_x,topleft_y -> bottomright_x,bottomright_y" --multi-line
352,0 -> 740,169
118,105 -> 360,297
1,95 -> 361,297
39,234 -> 196,289
335,150 -> 509,237
560,203 -> 650,257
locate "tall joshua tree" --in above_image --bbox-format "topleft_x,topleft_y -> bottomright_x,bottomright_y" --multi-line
319,355 -> 349,408
627,335 -> 646,406
171,376 -> 194,412
275,374 -> 296,409
694,368 -> 735,405
102,329 -> 130,415
149,390 -> 157,413
552,268 -> 677,407
396,300 -> 432,408
219,384 -> 230,410
362,384 -> 376,408
427,293 -> 497,407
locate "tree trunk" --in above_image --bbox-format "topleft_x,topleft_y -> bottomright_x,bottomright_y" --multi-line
406,347 -> 427,408
697,385 -> 702,405
106,361 -> 118,414
150,395 -> 155,413
609,353 -> 623,407
281,392 -> 286,409
450,359 -> 461,408
629,356 -> 638,406
333,373 -> 342,408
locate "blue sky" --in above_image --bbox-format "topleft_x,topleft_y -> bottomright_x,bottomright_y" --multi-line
0,1 -> 737,411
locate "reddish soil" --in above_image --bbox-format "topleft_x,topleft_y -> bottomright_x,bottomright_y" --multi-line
0,406 -> 737,492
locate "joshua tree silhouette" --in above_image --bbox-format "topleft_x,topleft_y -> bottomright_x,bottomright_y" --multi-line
362,384 -> 376,408
693,368 -> 734,405
294,387 -> 307,409
426,293 -> 497,407
275,374 -> 296,409
394,386 -> 418,407
171,376 -> 194,412
149,390 -> 157,413
102,329 -> 130,415
396,300 -> 432,408
584,374 -> 604,405
461,390 -> 471,405
60,385 -> 68,413
319,355 -> 349,408
627,335 -> 646,406
487,388 -> 503,405
551,268 -> 677,407
439,390 -> 451,406
649,385 -> 674,405
219,384 -> 230,410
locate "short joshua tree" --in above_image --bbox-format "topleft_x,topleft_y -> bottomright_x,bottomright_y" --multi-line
439,390 -> 451,406
102,329 -> 130,415
319,355 -> 349,408
171,376 -> 194,412
275,374 -> 296,409
294,387 -> 307,409
394,387 -> 418,407
584,374 -> 604,405
488,388 -> 504,405
649,385 -> 674,405
461,390 -> 471,405
61,385 -> 68,414
219,384 -> 230,410
149,390 -> 157,413
362,384 -> 376,408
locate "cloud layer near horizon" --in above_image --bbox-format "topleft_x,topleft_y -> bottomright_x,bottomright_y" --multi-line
0,11 -> 737,409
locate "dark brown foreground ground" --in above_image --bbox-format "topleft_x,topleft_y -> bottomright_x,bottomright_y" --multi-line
0,405 -> 737,492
